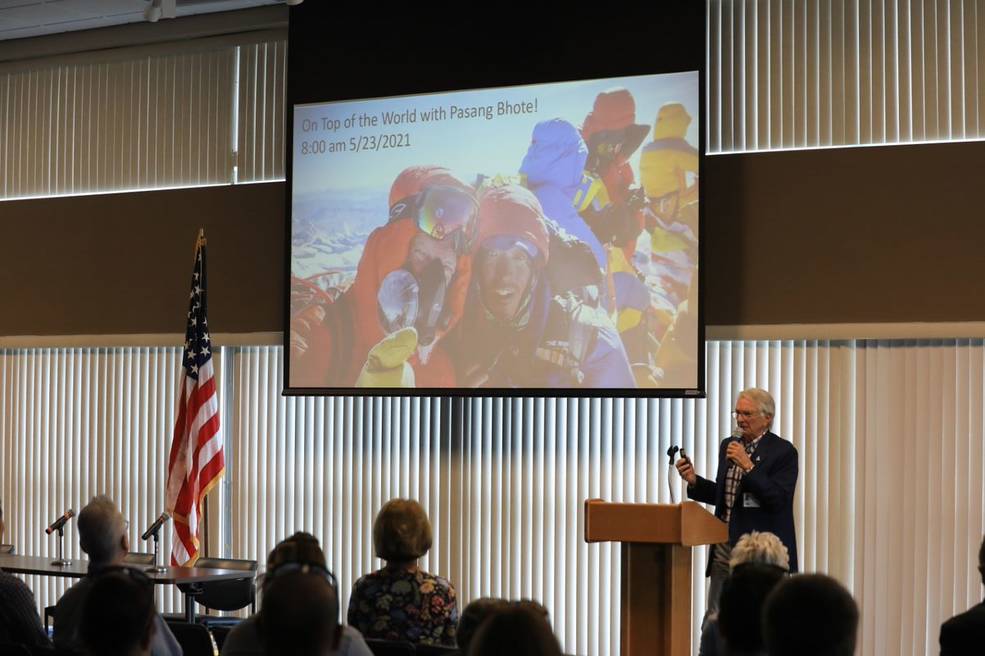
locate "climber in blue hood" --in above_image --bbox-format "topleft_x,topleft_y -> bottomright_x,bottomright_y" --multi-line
519,119 -> 608,271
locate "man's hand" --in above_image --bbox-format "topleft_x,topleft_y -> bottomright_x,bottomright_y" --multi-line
675,457 -> 697,486
727,441 -> 754,472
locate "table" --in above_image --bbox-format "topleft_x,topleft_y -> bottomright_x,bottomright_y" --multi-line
0,552 -> 255,622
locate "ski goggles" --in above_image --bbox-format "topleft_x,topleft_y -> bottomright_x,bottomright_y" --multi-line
390,185 -> 478,250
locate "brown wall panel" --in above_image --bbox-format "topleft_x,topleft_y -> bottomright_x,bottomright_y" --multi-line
1,139 -> 983,336
704,139 -> 985,325
0,182 -> 284,335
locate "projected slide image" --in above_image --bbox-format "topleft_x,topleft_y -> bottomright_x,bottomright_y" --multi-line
290,72 -> 699,392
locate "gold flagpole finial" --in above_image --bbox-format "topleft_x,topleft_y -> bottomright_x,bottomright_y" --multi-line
194,228 -> 207,258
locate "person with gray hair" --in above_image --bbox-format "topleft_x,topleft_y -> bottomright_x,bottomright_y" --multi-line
698,531 -> 790,656
728,530 -> 790,571
53,495 -> 182,656
675,388 -> 799,629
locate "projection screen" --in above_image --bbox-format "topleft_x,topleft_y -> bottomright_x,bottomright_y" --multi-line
288,71 -> 700,396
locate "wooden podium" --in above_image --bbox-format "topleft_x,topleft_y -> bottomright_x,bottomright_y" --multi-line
584,499 -> 727,656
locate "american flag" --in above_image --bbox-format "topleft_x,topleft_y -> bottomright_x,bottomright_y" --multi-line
166,230 -> 224,566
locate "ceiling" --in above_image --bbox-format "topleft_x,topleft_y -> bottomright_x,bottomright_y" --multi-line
0,0 -> 284,41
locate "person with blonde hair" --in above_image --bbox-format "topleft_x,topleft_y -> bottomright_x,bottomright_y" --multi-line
698,531 -> 790,656
347,499 -> 457,646
728,530 -> 790,572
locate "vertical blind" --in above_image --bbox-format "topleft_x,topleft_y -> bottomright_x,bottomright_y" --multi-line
6,2 -> 982,199
0,36 -> 286,200
707,0 -> 985,153
236,40 -> 288,184
2,339 -> 983,655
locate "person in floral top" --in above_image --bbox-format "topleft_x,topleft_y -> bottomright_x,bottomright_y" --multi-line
347,499 -> 458,646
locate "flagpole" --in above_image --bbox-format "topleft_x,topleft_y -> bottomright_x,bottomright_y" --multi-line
197,227 -> 210,561
195,228 -> 206,256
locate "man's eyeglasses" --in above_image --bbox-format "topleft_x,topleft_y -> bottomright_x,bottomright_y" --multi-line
731,410 -> 761,419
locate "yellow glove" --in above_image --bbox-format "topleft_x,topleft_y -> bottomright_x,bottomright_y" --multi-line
356,327 -> 418,388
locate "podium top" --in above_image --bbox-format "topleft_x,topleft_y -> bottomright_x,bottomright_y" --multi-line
584,500 -> 727,546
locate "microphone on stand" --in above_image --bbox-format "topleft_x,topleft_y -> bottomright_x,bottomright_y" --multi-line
141,512 -> 171,541
45,509 -> 75,535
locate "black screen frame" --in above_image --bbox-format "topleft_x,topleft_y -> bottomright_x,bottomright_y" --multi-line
283,2 -> 705,399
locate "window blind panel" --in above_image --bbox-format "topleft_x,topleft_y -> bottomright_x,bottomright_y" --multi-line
709,0 -> 985,152
236,39 -> 287,184
0,47 -> 236,199
3,339 -> 984,655
0,347 -> 188,613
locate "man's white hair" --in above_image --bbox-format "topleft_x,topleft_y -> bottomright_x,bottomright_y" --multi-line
78,495 -> 127,565
729,531 -> 790,571
738,388 -> 776,428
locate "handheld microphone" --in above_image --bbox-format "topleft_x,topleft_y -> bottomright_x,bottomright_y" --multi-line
141,512 -> 171,540
45,509 -> 75,535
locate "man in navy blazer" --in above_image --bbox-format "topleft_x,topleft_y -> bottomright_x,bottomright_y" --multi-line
939,535 -> 985,655
676,387 -> 799,625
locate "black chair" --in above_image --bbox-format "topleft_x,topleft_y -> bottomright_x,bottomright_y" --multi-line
365,638 -> 417,656
28,647 -> 79,656
0,544 -> 14,553
165,621 -> 217,656
122,551 -> 155,566
416,645 -> 459,656
209,624 -> 232,651
0,644 -> 31,656
177,557 -> 258,626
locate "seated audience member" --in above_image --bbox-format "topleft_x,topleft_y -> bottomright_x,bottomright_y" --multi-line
0,500 -> 50,648
939,534 -> 985,655
457,598 -> 508,655
260,567 -> 341,656
222,532 -> 371,656
80,568 -> 156,656
0,567 -> 51,647
726,531 -> 791,572
716,563 -> 785,656
347,499 -> 458,646
513,599 -> 550,623
699,531 -> 789,656
763,574 -> 858,656
52,495 -> 181,656
469,604 -> 562,656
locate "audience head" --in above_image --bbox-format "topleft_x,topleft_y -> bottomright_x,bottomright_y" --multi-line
978,533 -> 985,586
261,531 -> 341,656
513,599 -> 550,624
80,568 -> 156,656
261,567 -> 341,656
265,532 -> 327,583
458,598 -> 509,654
78,495 -> 128,565
729,531 -> 790,572
469,604 -> 562,656
763,574 -> 858,656
373,499 -> 433,565
717,562 -> 785,654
